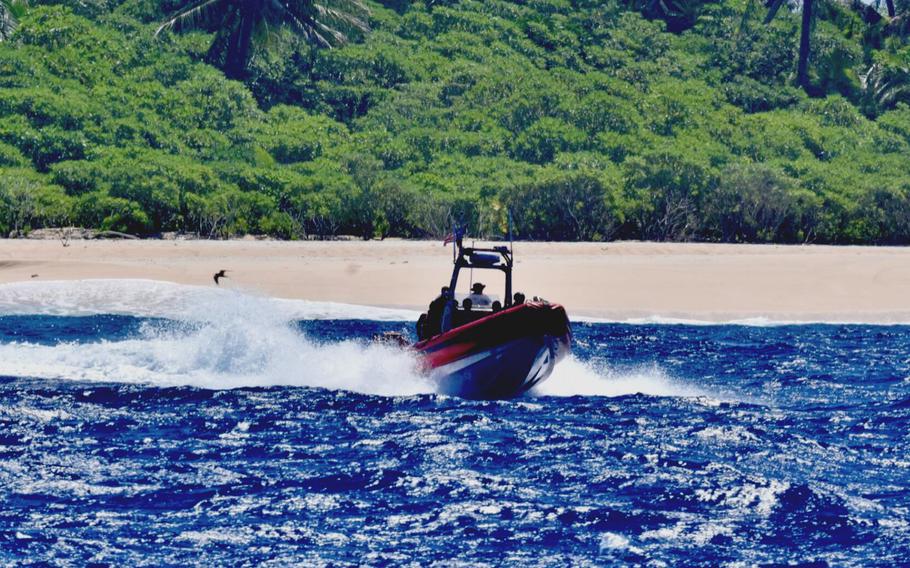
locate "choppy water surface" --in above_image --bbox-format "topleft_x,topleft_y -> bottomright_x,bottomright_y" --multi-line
0,282 -> 908,566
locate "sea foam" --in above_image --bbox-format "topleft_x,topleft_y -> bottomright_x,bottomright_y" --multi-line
534,356 -> 706,399
0,279 -> 703,399
3,279 -> 892,326
0,283 -> 430,396
0,279 -> 419,321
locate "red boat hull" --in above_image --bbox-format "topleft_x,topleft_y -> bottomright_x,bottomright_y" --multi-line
414,302 -> 571,399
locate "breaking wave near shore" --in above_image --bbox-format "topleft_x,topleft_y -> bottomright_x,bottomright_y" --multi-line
1,279 -> 909,565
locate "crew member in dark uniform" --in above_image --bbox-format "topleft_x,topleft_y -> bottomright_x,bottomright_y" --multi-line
421,286 -> 449,339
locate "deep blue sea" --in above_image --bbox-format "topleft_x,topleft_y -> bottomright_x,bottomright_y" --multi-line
0,282 -> 908,566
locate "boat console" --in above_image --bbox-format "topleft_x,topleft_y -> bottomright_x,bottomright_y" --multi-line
417,238 -> 519,341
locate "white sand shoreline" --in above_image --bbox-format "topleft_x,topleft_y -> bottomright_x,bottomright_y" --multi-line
2,239 -> 909,323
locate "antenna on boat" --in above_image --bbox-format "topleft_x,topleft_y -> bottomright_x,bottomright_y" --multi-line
470,238 -> 475,289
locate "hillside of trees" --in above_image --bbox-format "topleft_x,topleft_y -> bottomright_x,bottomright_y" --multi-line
1,0 -> 909,243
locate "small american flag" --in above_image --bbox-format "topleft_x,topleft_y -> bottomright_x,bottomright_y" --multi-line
443,226 -> 464,246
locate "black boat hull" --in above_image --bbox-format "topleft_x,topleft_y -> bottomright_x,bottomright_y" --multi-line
430,334 -> 563,398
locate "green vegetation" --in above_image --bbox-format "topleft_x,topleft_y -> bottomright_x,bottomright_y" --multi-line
157,0 -> 369,80
1,0 -> 910,243
0,0 -> 27,41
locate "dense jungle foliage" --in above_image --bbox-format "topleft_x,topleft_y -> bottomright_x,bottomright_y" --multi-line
0,0 -> 909,242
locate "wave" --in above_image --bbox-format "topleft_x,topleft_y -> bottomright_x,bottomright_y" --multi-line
3,280 -> 903,326
534,357 -> 708,399
0,335 -> 704,400
0,285 -> 431,397
0,279 -> 711,399
0,279 -> 419,321
574,314 -> 910,327
573,315 -> 800,326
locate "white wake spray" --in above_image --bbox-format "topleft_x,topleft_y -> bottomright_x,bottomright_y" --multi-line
0,284 -> 431,396
534,356 -> 706,398
0,280 -> 707,399
0,279 -> 420,321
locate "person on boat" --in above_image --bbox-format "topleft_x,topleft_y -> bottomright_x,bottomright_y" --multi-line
513,292 -> 525,305
424,286 -> 449,338
416,313 -> 427,339
468,282 -> 491,308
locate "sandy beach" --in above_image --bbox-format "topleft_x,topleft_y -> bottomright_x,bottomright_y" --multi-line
1,238 -> 909,322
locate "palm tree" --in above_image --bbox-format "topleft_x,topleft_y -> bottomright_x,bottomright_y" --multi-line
157,0 -> 369,80
0,0 -> 26,42
764,0 -> 815,92
862,56 -> 910,110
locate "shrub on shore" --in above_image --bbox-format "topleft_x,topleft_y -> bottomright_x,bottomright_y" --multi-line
0,1 -> 909,243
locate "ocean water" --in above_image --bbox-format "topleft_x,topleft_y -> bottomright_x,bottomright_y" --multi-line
0,281 -> 908,566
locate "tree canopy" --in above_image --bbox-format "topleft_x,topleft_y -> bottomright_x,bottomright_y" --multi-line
156,0 -> 369,79
0,0 -> 909,243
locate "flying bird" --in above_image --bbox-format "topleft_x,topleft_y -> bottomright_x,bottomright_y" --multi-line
213,269 -> 229,285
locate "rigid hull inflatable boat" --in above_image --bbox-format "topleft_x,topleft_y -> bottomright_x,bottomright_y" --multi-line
413,235 -> 571,399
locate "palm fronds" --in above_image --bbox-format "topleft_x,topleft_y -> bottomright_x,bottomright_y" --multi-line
0,0 -> 27,42
155,0 -> 227,36
157,0 -> 369,78
862,58 -> 910,109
